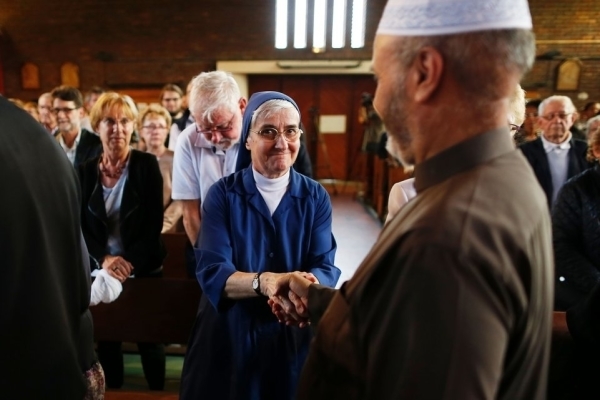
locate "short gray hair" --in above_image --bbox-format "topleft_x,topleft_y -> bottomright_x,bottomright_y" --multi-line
393,29 -> 535,102
188,71 -> 241,123
250,99 -> 299,129
539,95 -> 577,116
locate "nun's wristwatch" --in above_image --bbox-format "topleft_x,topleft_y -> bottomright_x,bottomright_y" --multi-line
252,272 -> 263,296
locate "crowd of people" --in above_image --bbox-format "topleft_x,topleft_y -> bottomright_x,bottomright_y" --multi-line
5,0 -> 600,398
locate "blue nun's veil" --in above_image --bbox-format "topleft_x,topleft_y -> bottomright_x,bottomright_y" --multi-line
234,91 -> 300,172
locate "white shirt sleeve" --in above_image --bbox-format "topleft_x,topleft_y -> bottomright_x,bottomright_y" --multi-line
172,127 -> 201,200
385,178 -> 416,224
168,123 -> 181,151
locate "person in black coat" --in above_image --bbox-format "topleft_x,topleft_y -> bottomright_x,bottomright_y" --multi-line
0,96 -> 102,398
552,127 -> 600,310
79,92 -> 166,390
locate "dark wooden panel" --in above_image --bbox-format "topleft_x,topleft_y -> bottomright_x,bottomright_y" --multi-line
91,278 -> 200,344
349,77 -> 378,182
316,76 -> 353,180
161,232 -> 189,279
282,77 -> 320,175
248,75 -> 282,95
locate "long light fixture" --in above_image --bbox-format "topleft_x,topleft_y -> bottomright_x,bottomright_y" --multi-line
313,0 -> 327,53
275,0 -> 288,49
294,0 -> 308,48
332,0 -> 347,49
351,0 -> 366,48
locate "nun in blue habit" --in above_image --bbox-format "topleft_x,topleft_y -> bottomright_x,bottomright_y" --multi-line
179,91 -> 340,400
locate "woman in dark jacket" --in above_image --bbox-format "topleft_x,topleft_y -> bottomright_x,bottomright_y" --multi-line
79,92 -> 166,390
552,128 -> 599,310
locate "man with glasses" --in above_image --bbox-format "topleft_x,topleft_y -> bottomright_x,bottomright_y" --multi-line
160,83 -> 185,121
172,71 -> 247,276
51,85 -> 101,169
520,95 -> 589,207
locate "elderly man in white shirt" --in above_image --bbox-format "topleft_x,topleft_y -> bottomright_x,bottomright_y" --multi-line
172,71 -> 247,253
520,95 -> 589,207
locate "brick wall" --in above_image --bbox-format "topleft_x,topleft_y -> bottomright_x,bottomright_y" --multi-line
525,0 -> 600,110
0,0 -> 386,101
0,0 -> 599,110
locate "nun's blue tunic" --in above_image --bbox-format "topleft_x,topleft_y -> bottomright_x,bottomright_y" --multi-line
180,166 -> 340,400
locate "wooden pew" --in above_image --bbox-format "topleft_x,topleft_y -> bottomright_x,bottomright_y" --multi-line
161,232 -> 190,279
91,278 -> 200,344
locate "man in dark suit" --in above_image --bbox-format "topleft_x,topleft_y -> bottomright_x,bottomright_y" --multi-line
52,85 -> 102,169
520,95 -> 588,208
0,95 -> 100,398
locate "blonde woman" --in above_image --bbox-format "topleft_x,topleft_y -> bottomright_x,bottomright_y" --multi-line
78,92 -> 166,390
139,104 -> 184,233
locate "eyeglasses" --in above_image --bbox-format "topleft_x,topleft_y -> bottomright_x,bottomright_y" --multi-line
52,107 -> 79,115
509,124 -> 520,132
142,124 -> 168,131
102,117 -> 134,128
252,127 -> 303,142
196,120 -> 234,137
540,113 -> 573,121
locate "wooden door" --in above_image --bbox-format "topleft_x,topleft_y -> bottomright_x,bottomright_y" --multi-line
248,75 -> 377,181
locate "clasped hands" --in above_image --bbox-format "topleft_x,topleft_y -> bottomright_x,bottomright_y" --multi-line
102,255 -> 133,282
265,271 -> 316,328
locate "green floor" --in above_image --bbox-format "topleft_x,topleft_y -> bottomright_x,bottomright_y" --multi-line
121,353 -> 183,392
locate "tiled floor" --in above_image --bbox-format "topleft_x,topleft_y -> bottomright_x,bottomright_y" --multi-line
330,192 -> 383,287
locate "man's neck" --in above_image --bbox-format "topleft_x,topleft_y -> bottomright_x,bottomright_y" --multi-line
61,128 -> 81,149
147,145 -> 167,158
542,131 -> 571,145
413,101 -> 509,164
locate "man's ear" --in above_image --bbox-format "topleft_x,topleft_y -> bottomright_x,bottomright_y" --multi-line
412,47 -> 443,103
245,140 -> 251,149
572,112 -> 579,123
239,97 -> 248,114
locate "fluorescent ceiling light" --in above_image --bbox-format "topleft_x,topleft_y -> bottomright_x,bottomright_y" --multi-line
332,0 -> 346,48
351,0 -> 366,48
294,0 -> 307,48
275,0 -> 288,49
313,0 -> 327,51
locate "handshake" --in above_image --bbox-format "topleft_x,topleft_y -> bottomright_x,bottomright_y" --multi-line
266,271 -> 319,329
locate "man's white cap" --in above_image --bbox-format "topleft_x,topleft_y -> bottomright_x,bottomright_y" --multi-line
377,0 -> 533,37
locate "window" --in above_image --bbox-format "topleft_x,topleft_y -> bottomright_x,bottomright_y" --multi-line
275,0 -> 366,51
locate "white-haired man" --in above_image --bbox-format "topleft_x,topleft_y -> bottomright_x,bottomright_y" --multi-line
172,71 -> 247,276
272,0 -> 554,399
520,95 -> 588,207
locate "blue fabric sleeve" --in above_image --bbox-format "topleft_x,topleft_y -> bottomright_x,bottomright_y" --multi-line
195,182 -> 238,311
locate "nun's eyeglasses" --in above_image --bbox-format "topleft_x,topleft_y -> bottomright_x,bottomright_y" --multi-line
252,127 -> 302,142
